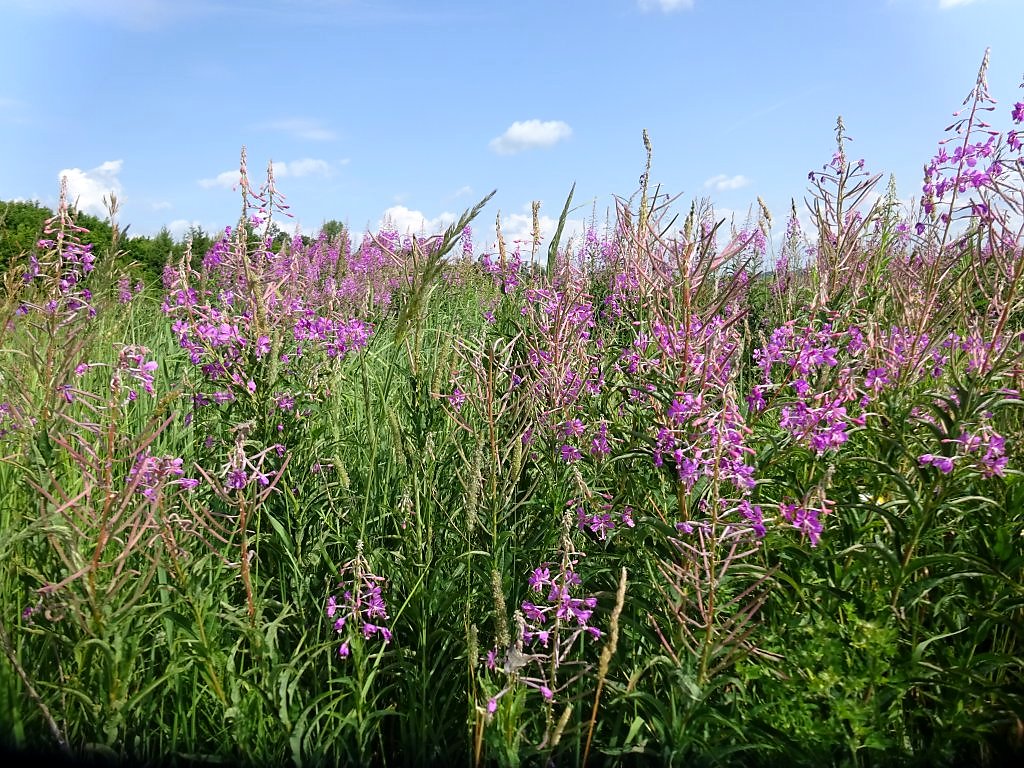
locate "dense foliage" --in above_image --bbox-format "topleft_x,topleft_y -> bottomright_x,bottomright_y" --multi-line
1,54 -> 1022,767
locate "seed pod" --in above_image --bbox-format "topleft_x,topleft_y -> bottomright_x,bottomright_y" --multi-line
509,435 -> 523,484
431,333 -> 454,394
550,704 -> 573,747
333,454 -> 350,491
467,622 -> 479,670
491,568 -> 510,649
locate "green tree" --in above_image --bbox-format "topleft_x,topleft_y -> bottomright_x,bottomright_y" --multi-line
0,199 -> 51,271
320,219 -> 347,241
125,227 -> 177,280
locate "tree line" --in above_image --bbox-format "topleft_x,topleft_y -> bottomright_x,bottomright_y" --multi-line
0,199 -> 342,284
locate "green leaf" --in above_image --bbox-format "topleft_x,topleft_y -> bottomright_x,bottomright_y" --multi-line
546,183 -> 575,281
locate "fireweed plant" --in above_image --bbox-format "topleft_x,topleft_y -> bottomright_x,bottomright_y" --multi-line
0,53 -> 1022,767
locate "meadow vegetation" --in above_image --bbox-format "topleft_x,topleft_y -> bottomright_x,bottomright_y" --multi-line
1,52 -> 1023,767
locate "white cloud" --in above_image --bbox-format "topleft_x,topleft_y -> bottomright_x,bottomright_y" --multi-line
151,200 -> 173,211
60,159 -> 124,217
481,206 -> 587,262
166,218 -> 204,239
199,158 -> 332,189
489,120 -> 572,155
273,158 -> 331,178
703,173 -> 751,192
198,170 -> 239,190
164,218 -> 296,242
712,207 -> 739,226
271,219 -> 302,237
638,0 -> 695,12
260,117 -> 337,141
378,206 -> 457,235
939,0 -> 980,7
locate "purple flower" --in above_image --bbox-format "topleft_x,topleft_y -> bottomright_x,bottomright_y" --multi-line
919,453 -> 955,474
522,601 -> 546,623
578,509 -> 616,540
328,561 -> 391,658
780,501 -> 823,547
447,387 -> 467,411
590,421 -> 610,456
738,499 -> 765,538
528,567 -> 551,591
981,454 -> 1008,477
864,367 -> 889,391
561,418 -> 586,437
118,275 -> 133,304
746,386 -> 766,413
227,469 -> 248,490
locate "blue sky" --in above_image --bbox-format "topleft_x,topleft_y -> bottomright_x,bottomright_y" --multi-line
1,0 -> 1021,252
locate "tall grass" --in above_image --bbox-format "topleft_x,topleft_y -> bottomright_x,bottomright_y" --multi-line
1,52 -> 1023,767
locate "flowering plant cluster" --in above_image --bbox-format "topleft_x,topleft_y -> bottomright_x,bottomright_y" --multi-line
1,50 -> 1022,768
17,178 -> 97,323
127,450 -> 198,500
326,550 -> 392,659
483,561 -> 602,715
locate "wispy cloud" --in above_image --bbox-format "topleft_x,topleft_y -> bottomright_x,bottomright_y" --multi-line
199,158 -> 333,189
260,117 -> 337,141
273,158 -> 332,178
703,173 -> 751,192
0,96 -> 29,124
60,159 -> 124,217
151,200 -> 173,211
8,0 -> 203,29
489,120 -> 572,155
198,170 -> 239,190
637,0 -> 695,13
10,0 -> 441,30
938,0 -> 981,8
